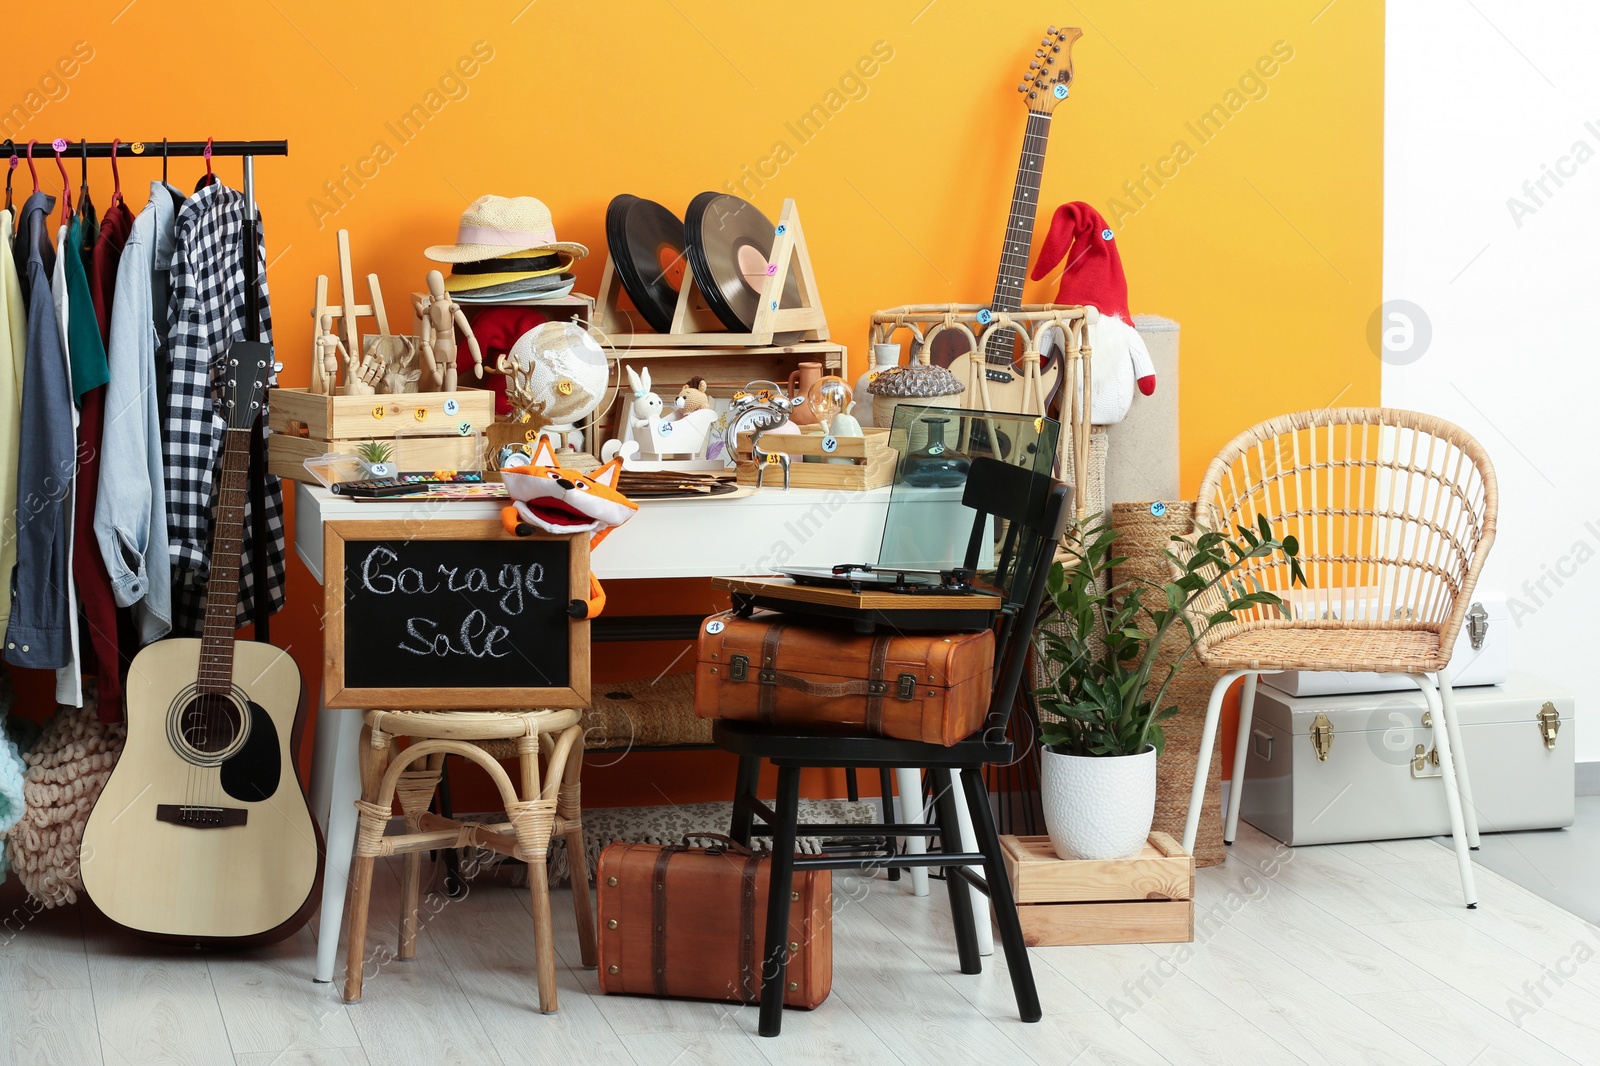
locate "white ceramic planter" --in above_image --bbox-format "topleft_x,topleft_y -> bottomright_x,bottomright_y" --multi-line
1040,745 -> 1157,860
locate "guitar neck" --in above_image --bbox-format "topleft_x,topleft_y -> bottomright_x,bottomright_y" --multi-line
986,109 -> 1054,362
197,428 -> 252,695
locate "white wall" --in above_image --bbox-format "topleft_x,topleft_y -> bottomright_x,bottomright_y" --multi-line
1386,1 -> 1600,761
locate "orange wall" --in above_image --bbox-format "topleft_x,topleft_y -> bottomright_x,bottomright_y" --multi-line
5,1 -> 1382,798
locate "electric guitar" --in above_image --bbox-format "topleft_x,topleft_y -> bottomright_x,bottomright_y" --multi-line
82,343 -> 322,944
939,25 -> 1081,416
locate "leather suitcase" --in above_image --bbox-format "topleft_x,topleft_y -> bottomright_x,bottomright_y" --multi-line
596,836 -> 831,1009
695,612 -> 995,745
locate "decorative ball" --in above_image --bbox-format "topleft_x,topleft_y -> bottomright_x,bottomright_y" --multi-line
505,322 -> 609,425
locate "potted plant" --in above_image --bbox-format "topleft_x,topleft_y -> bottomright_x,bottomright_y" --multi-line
1033,514 -> 1305,860
356,440 -> 395,480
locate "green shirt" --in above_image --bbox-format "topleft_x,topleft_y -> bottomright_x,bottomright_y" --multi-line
62,215 -> 109,403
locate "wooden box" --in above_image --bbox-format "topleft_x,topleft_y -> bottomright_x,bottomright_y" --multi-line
1001,833 -> 1194,947
735,425 -> 896,490
268,386 -> 494,483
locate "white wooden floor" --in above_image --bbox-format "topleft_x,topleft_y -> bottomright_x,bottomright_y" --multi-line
4,824 -> 1598,1066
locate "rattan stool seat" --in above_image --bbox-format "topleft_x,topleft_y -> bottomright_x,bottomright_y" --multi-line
368,707 -> 581,741
1200,626 -> 1442,674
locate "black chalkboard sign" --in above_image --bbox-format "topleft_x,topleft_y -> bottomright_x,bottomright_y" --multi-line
323,520 -> 591,709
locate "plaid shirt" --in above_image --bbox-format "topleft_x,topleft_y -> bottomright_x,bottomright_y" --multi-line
164,182 -> 284,635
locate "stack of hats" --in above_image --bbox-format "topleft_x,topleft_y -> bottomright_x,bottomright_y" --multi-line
425,194 -> 588,303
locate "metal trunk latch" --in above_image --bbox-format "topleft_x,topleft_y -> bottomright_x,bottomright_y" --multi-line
1537,702 -> 1561,750
729,654 -> 749,682
1310,713 -> 1334,762
1411,743 -> 1441,779
1467,602 -> 1489,650
896,673 -> 918,700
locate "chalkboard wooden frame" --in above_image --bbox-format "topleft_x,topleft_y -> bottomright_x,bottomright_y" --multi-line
323,520 -> 591,709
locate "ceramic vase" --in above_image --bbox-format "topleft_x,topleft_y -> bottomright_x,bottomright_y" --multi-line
854,344 -> 901,427
1040,745 -> 1157,860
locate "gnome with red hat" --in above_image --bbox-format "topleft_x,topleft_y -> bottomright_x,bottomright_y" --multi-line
1031,202 -> 1156,424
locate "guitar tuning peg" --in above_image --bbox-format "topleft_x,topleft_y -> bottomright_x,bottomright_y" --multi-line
1046,55 -> 1055,64
1035,48 -> 1046,58
1029,60 -> 1040,69
1052,44 -> 1061,53
1017,82 -> 1028,92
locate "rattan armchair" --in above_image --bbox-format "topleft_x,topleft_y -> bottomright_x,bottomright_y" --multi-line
1180,408 -> 1497,907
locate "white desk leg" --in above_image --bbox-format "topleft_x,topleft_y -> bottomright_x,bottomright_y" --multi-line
314,705 -> 364,983
894,768 -> 929,897
949,769 -> 994,957
308,693 -> 336,835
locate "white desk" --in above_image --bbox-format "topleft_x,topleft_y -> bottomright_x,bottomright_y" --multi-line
299,480 -> 894,982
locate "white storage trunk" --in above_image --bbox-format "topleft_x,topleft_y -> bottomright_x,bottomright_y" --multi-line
1238,671 -> 1573,846
1261,592 -> 1507,697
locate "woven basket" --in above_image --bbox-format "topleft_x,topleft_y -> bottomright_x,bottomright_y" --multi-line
1110,501 -> 1226,867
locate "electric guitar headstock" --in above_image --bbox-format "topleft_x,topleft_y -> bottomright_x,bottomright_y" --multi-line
1019,25 -> 1083,114
221,340 -> 275,431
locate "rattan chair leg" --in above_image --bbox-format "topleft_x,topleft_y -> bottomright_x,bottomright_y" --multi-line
1224,673 -> 1261,844
528,859 -> 559,1013
1185,669 -> 1249,853
342,854 -> 378,1002
557,729 -> 597,969
894,768 -> 930,897
1411,675 -> 1479,908
1436,668 -> 1481,849
397,753 -> 445,960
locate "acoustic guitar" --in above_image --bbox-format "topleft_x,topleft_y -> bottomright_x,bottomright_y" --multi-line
939,26 -> 1081,415
82,342 -> 322,944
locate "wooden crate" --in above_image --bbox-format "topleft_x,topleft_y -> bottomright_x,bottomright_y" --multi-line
268,386 -> 495,483
1001,833 -> 1194,947
735,425 -> 896,490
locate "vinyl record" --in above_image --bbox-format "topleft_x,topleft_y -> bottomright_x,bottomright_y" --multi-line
605,194 -> 687,334
684,192 -> 802,334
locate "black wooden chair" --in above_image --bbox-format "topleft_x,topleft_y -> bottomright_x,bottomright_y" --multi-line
717,458 -> 1071,1036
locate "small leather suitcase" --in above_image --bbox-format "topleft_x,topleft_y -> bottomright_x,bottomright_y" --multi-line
596,836 -> 832,1009
695,612 -> 995,745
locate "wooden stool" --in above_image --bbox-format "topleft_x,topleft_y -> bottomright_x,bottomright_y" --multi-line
342,708 -> 596,1012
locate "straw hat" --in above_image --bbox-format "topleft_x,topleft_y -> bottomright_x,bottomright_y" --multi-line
425,195 -> 588,262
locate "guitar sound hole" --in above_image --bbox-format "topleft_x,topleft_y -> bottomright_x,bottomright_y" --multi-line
180,694 -> 244,755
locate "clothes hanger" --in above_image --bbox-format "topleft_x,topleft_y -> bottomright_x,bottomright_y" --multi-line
26,139 -> 38,195
109,137 -> 122,209
52,139 -> 71,225
193,136 -> 216,192
4,142 -> 16,214
75,138 -> 97,246
161,137 -> 168,184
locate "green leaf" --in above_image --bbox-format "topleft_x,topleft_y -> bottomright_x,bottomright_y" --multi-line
1258,513 -> 1273,541
1282,534 -> 1299,557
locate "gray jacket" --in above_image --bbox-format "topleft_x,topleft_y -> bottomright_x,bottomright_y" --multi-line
3,193 -> 75,669
95,183 -> 177,643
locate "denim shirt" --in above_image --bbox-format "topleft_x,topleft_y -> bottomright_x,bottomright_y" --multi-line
3,193 -> 76,669
95,183 -> 177,643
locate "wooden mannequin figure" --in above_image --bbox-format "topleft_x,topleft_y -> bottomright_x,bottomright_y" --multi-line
314,314 -> 345,394
415,269 -> 483,393
318,313 -> 383,396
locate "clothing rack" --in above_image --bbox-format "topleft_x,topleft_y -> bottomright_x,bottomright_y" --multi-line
1,135 -> 290,642
0,139 -> 288,158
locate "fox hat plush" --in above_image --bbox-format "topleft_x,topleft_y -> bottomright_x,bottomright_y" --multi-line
501,438 -> 637,618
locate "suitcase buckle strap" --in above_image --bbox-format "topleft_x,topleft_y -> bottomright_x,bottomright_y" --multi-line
759,669 -> 778,685
866,679 -> 887,697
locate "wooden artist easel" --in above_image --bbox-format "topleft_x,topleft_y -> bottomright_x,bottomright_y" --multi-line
310,229 -> 391,394
594,199 -> 829,348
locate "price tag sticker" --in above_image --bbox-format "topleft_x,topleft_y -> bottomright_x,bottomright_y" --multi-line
765,452 -> 781,466
51,138 -> 67,152
414,408 -> 428,422
457,421 -> 473,436
821,435 -> 838,453
1053,83 -> 1068,99
659,421 -> 674,435
556,380 -> 573,396
1150,501 -> 1167,517
776,223 -> 787,235
443,398 -> 460,415
705,619 -> 725,635
1102,228 -> 1115,240
130,142 -> 145,155
765,263 -> 777,275
976,308 -> 994,325
371,405 -> 385,419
